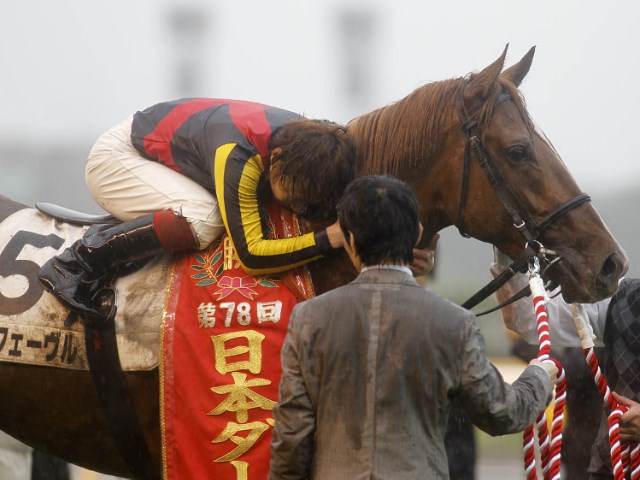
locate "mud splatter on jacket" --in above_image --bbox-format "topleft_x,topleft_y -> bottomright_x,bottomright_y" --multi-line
270,268 -> 553,479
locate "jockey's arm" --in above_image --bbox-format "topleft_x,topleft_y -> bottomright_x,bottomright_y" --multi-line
214,143 -> 332,275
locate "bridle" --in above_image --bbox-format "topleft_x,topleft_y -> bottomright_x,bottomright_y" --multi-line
456,84 -> 591,312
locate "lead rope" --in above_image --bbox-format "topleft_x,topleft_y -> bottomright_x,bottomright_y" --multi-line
572,304 -> 640,479
523,258 -> 566,480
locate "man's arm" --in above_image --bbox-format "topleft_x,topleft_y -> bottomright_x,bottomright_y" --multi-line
457,317 -> 555,436
269,309 -> 316,480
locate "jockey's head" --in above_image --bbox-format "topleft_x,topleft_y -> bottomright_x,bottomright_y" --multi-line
268,119 -> 356,221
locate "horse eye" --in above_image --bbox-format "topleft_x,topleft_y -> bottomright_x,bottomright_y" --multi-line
506,145 -> 530,163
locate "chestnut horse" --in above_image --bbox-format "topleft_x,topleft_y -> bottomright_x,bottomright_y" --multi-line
0,46 -> 628,477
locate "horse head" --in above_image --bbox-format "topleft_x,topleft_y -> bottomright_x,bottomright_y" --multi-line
444,46 -> 627,303
348,45 -> 628,304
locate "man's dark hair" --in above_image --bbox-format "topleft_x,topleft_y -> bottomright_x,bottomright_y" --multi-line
338,175 -> 420,266
269,119 -> 356,221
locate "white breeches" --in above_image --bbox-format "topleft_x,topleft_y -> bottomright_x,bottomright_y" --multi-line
0,431 -> 31,480
85,117 -> 225,249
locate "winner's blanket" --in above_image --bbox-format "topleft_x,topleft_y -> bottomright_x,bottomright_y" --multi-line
161,207 -> 314,480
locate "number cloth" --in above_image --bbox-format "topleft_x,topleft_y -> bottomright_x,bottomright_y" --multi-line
160,201 -> 313,480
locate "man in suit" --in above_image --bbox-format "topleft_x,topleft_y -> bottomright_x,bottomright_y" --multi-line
269,175 -> 558,479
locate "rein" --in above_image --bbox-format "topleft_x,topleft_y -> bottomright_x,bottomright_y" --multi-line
456,86 -> 591,312
461,241 -> 559,313
523,258 -> 566,480
572,305 -> 640,480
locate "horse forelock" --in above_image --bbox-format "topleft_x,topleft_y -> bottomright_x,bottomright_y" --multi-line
492,79 -> 533,133
466,74 -> 533,141
347,75 -> 534,177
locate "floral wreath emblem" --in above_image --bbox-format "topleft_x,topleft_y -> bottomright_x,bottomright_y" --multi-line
190,240 -> 281,301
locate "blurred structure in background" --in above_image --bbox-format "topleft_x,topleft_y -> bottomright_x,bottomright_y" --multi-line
336,8 -> 377,112
167,5 -> 212,96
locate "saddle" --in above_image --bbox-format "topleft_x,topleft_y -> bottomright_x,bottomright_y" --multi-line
35,202 -> 120,226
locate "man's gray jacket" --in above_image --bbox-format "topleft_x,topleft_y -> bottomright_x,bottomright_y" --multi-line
269,268 -> 552,479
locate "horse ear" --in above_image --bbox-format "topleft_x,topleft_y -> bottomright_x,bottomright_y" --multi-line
501,46 -> 536,87
464,44 -> 508,106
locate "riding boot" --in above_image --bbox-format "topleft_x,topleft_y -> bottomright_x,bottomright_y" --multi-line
38,214 -> 165,324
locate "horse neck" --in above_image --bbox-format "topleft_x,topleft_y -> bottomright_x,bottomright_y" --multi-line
347,80 -> 464,237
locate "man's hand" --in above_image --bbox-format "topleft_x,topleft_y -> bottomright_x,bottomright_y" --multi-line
410,234 -> 439,277
326,221 -> 344,248
493,246 -> 512,268
529,358 -> 558,385
613,392 -> 640,442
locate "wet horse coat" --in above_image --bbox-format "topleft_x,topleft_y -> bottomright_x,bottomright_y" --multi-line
0,46 -> 628,477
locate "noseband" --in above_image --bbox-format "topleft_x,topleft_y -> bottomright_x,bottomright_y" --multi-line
457,87 -> 591,311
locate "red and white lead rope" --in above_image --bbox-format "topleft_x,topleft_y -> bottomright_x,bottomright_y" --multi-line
572,304 -> 640,480
523,267 -> 565,480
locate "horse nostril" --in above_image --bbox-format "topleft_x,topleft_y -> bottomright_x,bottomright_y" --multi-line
601,254 -> 618,277
596,252 -> 627,296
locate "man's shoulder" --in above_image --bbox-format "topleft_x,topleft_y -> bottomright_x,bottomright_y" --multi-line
295,281 -> 370,309
422,288 -> 471,312
297,280 -> 470,316
288,285 -> 351,329
410,288 -> 476,323
378,279 -> 470,311
297,283 -> 355,308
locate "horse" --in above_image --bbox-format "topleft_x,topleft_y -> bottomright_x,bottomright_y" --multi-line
0,46 -> 628,478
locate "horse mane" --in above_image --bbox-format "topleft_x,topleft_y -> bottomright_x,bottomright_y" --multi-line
347,74 -> 531,176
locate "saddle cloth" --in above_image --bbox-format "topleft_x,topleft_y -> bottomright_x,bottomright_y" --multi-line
0,208 -> 167,371
161,202 -> 314,480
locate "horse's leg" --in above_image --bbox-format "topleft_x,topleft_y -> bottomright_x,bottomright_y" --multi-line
0,363 -> 160,477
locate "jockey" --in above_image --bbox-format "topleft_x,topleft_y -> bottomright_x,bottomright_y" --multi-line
38,98 -> 356,323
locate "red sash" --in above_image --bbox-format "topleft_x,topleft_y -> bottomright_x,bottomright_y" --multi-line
161,205 -> 314,479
